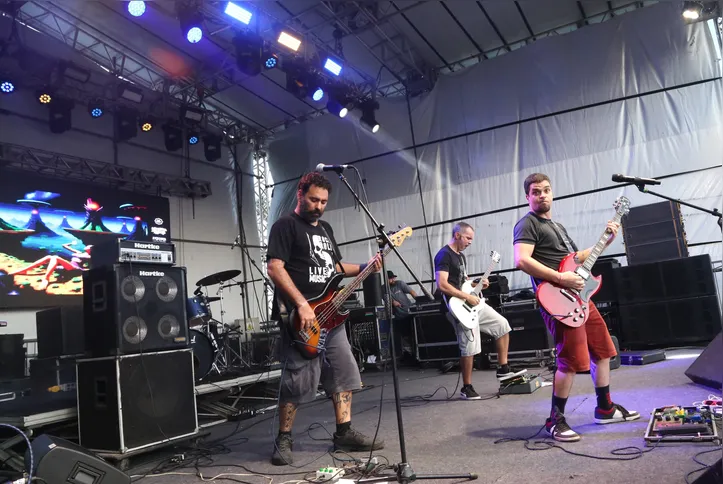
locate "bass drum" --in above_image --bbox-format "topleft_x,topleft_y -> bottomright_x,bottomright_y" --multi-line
189,329 -> 215,382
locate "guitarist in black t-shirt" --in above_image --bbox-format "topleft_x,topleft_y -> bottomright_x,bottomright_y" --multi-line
266,172 -> 384,466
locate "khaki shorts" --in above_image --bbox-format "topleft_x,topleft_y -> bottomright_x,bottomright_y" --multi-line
448,304 -> 512,357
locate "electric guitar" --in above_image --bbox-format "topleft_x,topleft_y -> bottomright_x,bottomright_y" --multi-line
289,226 -> 413,359
445,251 -> 501,330
535,196 -> 631,328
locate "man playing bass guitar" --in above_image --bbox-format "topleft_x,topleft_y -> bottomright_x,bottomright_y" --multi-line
267,172 -> 384,466
513,173 -> 639,442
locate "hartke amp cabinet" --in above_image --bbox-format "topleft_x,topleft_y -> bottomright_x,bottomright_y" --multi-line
83,264 -> 189,357
76,349 -> 198,454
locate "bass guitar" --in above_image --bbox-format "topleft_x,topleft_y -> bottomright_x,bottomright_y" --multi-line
445,250 -> 501,329
289,227 -> 413,359
536,196 -> 630,328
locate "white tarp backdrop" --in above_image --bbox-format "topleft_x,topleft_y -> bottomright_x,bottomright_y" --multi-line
269,2 -> 722,297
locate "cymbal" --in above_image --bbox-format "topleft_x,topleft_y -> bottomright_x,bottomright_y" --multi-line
196,269 -> 241,287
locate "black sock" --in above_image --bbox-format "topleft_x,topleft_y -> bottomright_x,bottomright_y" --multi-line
278,430 -> 291,437
595,385 -> 613,410
336,422 -> 351,436
552,395 -> 568,415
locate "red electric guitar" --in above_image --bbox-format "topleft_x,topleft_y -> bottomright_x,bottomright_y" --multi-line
536,196 -> 630,328
289,226 -> 412,359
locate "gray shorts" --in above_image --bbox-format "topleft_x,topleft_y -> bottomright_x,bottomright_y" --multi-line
448,304 -> 511,357
278,325 -> 362,404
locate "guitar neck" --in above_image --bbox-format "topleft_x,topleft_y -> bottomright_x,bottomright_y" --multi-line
581,212 -> 624,272
332,245 -> 394,306
470,259 -> 497,297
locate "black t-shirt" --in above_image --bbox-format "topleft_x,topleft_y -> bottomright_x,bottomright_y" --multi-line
434,245 -> 467,293
512,211 -> 579,286
267,212 -> 343,317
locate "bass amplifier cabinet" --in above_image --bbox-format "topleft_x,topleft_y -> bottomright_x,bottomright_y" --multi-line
502,307 -> 553,352
83,264 -> 189,357
77,349 -> 198,454
413,312 -> 459,362
621,201 -> 688,265
36,305 -> 85,358
26,434 -> 130,484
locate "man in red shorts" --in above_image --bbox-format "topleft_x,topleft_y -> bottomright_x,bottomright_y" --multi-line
513,173 -> 640,442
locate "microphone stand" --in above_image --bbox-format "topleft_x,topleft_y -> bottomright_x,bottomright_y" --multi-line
634,183 -> 722,231
335,171 -> 476,484
240,244 -> 273,323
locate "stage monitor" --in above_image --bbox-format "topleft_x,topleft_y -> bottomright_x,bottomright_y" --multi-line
0,172 -> 171,309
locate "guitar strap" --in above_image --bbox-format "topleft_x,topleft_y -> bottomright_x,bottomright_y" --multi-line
318,222 -> 344,275
548,220 -> 575,253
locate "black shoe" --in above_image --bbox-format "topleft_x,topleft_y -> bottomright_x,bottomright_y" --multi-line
271,433 -> 293,466
333,426 -> 385,452
545,412 -> 581,442
594,403 -> 641,424
460,384 -> 481,400
496,365 -> 527,381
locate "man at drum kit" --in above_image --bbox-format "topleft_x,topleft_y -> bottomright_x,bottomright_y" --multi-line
266,172 -> 385,466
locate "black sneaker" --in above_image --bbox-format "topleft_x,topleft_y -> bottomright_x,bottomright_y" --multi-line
594,403 -> 641,424
545,413 -> 581,442
333,426 -> 385,452
271,433 -> 293,466
496,365 -> 527,382
460,384 -> 481,400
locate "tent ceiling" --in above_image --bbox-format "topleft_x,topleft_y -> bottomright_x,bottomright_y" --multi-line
4,0 -> 659,139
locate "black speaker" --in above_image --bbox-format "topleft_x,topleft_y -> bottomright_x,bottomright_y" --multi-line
83,264 -> 189,356
590,259 -> 621,303
692,459 -> 722,483
504,308 -> 553,352
0,334 -> 26,379
618,296 -> 721,349
685,332 -> 723,390
622,201 -> 689,265
25,434 -> 130,484
77,348 -> 198,453
36,305 -> 85,358
363,272 -> 383,307
414,312 -> 459,361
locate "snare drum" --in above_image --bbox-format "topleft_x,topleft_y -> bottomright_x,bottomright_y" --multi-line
189,328 -> 215,381
186,296 -> 211,326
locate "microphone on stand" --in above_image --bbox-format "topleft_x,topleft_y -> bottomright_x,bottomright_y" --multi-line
612,174 -> 661,186
316,163 -> 351,173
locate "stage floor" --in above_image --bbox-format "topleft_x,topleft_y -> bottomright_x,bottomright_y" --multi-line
129,349 -> 721,484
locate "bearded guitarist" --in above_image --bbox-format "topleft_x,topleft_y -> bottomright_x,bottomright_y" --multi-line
266,172 -> 384,466
513,173 -> 640,443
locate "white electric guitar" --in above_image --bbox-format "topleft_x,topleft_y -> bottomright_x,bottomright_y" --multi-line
445,250 -> 501,330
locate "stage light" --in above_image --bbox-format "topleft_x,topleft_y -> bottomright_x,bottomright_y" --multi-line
224,2 -> 252,24
182,106 -> 205,122
0,80 -> 14,94
277,31 -> 301,51
324,58 -> 342,76
327,99 -> 348,118
128,1 -> 146,17
59,61 -> 91,83
264,53 -> 279,69
681,1 -> 719,22
88,103 -> 104,118
49,98 -> 74,134
189,134 -> 199,145
115,108 -> 138,142
179,7 -> 203,44
139,116 -> 153,132
163,123 -> 182,151
360,100 -> 380,134
118,83 -> 143,103
312,88 -> 324,102
37,89 -> 52,104
203,133 -> 222,162
234,31 -> 263,76
682,1 -> 702,19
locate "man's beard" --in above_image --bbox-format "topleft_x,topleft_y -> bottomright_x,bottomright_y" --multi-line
301,206 -> 322,221
534,202 -> 551,215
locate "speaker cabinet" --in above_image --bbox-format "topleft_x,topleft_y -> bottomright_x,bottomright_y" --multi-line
692,459 -> 722,483
618,296 -> 721,349
36,305 -> 85,358
622,201 -> 688,265
0,334 -> 26,379
685,332 -> 723,390
413,312 -> 459,362
77,349 -> 198,454
362,272 -> 383,307
590,259 -> 621,303
25,434 -> 130,484
83,264 -> 189,357
504,308 -> 554,352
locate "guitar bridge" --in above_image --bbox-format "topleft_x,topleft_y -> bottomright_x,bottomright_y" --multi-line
559,289 -> 576,302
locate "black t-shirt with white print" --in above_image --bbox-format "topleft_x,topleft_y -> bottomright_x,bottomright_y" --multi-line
267,212 -> 343,318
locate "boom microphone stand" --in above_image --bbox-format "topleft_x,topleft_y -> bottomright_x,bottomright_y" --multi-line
335,170 -> 477,483
634,183 -> 722,231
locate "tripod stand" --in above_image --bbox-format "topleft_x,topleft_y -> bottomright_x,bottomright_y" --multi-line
334,170 -> 477,483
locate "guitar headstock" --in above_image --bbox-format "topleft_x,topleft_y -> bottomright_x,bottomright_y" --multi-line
490,250 -> 501,263
389,226 -> 413,247
614,196 -> 631,217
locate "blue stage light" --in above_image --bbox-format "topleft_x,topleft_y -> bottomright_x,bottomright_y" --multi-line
127,1 -> 146,17
324,58 -> 342,76
0,81 -> 14,94
189,135 -> 199,144
265,56 -> 277,69
312,88 -> 324,102
224,2 -> 252,24
91,107 -> 103,118
186,26 -> 203,43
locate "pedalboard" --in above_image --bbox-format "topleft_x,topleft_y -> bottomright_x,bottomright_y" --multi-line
499,372 -> 544,395
91,238 -> 176,267
644,405 -> 720,444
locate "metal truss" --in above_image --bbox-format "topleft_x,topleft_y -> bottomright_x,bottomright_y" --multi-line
251,149 -> 273,313
5,2 -> 251,139
0,142 -> 212,198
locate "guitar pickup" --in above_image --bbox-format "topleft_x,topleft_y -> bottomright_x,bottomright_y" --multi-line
559,289 -> 576,302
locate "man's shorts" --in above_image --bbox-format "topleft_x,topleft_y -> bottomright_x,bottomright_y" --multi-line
447,304 -> 512,357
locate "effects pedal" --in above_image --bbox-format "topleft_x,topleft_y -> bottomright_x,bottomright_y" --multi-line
499,371 -> 544,395
316,467 -> 345,481
644,406 -> 720,444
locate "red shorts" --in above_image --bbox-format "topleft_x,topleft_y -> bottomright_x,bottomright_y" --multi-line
541,304 -> 617,373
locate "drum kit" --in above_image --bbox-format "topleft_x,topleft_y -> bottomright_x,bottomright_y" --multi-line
185,269 -> 256,382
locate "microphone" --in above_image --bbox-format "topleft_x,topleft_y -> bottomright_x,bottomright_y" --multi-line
231,235 -> 240,250
315,163 -> 351,173
612,174 -> 661,186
